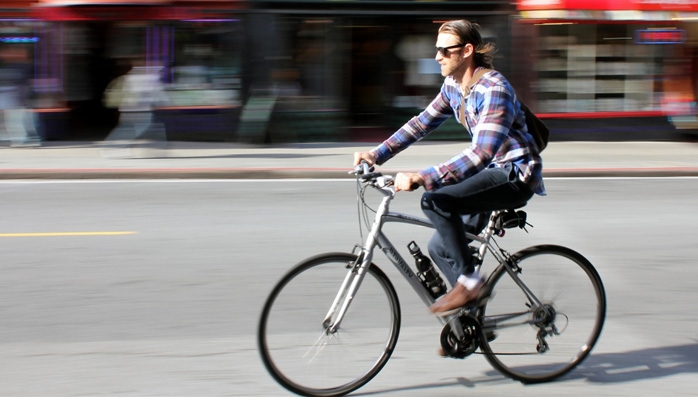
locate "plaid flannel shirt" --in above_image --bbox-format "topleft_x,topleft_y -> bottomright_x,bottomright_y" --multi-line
370,68 -> 545,195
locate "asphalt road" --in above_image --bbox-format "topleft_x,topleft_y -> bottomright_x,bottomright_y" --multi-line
0,178 -> 697,396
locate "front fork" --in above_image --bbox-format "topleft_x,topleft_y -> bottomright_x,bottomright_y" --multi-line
322,249 -> 373,334
323,189 -> 391,333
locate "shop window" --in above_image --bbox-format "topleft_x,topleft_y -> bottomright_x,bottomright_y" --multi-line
169,19 -> 242,107
535,23 -> 679,114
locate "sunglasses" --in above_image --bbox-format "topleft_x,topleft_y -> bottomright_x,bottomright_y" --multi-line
435,43 -> 465,57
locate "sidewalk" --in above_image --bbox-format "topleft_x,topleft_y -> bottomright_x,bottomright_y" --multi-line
1,140 -> 697,179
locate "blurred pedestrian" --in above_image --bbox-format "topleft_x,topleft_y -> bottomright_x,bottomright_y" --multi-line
353,20 -> 545,322
0,46 -> 41,147
101,59 -> 168,158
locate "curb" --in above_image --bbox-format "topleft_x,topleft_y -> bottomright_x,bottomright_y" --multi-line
1,167 -> 698,179
543,167 -> 698,177
0,168 -> 351,180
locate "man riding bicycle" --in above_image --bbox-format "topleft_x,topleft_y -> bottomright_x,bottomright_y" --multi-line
353,19 -> 545,316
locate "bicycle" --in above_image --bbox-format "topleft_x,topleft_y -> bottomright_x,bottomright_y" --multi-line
257,163 -> 606,397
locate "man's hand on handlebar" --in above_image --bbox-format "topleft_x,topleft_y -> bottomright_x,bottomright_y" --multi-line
352,152 -> 423,191
353,152 -> 376,167
395,172 -> 424,192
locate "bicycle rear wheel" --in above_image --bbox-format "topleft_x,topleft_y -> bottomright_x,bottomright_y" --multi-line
479,245 -> 606,383
257,252 -> 401,396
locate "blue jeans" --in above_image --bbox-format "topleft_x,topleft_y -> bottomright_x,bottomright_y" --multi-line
421,163 -> 534,286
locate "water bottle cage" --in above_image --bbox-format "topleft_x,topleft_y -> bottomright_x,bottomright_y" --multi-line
418,267 -> 437,283
418,270 -> 446,298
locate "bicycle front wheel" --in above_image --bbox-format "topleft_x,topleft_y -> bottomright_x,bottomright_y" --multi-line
257,252 -> 401,396
479,245 -> 606,383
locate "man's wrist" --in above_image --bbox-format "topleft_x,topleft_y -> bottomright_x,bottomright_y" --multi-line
368,148 -> 382,165
418,168 -> 436,191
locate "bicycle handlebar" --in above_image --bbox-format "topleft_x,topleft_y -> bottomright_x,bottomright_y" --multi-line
350,161 -> 373,176
350,162 -> 420,191
350,162 -> 394,188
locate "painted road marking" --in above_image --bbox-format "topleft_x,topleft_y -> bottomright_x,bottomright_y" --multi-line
0,176 -> 697,185
0,231 -> 137,238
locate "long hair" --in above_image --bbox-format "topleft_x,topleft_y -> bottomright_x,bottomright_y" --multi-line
438,20 -> 496,69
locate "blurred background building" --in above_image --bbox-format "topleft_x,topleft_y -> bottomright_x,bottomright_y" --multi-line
518,0 -> 698,136
0,0 -> 697,143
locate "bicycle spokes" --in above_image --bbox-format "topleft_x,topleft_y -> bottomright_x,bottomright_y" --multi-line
478,246 -> 606,383
258,253 -> 401,396
304,328 -> 341,364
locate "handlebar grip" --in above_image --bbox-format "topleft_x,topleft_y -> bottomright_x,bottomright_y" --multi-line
410,183 -> 420,191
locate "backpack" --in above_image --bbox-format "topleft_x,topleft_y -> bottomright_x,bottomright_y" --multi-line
102,75 -> 125,109
462,69 -> 549,152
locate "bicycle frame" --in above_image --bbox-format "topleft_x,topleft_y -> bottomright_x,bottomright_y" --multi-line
260,170 -> 606,395
323,177 -> 546,339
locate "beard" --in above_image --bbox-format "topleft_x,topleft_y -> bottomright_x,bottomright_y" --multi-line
441,56 -> 468,77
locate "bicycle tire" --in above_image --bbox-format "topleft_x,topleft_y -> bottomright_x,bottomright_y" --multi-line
478,245 -> 606,383
257,252 -> 401,396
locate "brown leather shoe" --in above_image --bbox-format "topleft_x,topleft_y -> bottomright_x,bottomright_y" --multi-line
429,281 -> 482,314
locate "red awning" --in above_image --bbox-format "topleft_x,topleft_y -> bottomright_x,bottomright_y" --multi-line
0,0 -> 37,17
30,0 -> 244,20
518,0 -> 698,11
32,6 -> 197,20
36,0 -> 169,4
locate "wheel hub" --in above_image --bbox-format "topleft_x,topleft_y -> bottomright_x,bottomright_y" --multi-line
533,304 -> 556,328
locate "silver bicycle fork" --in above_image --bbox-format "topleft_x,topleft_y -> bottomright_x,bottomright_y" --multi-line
321,251 -> 371,334
322,185 -> 391,334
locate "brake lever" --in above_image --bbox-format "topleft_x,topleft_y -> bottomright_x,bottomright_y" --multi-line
361,172 -> 382,182
372,175 -> 419,191
350,161 -> 375,176
377,175 -> 394,188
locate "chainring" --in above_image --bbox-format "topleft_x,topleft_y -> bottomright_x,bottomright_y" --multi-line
440,314 -> 481,358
